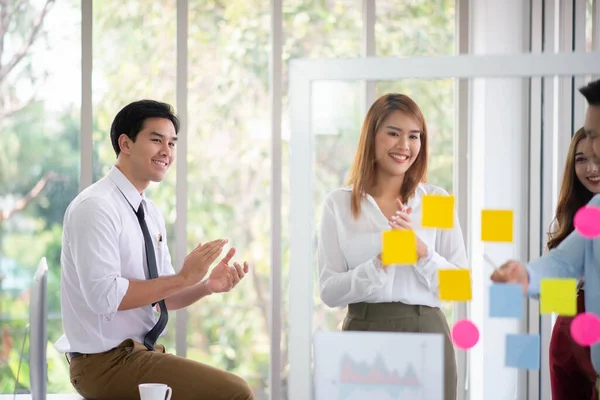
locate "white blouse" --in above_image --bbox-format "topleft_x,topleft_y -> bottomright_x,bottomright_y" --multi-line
317,183 -> 468,309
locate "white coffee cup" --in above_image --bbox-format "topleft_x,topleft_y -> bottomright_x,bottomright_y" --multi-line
138,383 -> 172,400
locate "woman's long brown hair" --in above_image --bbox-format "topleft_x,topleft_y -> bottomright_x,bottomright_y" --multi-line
547,128 -> 594,249
346,93 -> 428,219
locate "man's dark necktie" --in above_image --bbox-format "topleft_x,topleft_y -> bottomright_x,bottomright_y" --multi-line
135,203 -> 168,351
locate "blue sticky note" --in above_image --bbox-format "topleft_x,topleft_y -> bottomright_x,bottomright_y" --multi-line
505,334 -> 540,370
489,284 -> 523,318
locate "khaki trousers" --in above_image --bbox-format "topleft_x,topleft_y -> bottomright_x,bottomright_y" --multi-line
68,339 -> 253,400
343,302 -> 457,400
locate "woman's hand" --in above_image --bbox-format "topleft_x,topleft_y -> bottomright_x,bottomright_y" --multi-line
388,198 -> 428,260
388,198 -> 413,229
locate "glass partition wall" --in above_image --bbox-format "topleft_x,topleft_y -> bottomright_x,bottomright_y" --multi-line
288,54 -> 600,400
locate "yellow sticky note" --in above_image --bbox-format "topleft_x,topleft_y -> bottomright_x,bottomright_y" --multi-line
540,278 -> 577,316
481,210 -> 513,242
381,230 -> 417,266
422,194 -> 454,229
438,269 -> 472,301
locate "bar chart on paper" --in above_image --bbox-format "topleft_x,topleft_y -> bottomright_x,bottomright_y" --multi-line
338,353 -> 422,399
314,331 -> 444,400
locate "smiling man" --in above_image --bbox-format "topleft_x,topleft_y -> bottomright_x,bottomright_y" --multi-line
490,78 -> 600,398
55,100 -> 253,400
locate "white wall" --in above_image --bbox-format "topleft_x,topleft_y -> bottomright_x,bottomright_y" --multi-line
469,1 -> 530,399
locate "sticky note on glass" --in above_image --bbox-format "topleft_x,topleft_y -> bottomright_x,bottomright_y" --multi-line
381,230 -> 417,265
481,210 -> 513,242
438,269 -> 471,301
505,334 -> 540,370
422,194 -> 454,229
489,284 -> 523,318
540,278 -> 577,316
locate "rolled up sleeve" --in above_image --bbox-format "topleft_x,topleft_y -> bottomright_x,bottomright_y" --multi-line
68,198 -> 129,321
317,198 -> 389,308
526,222 -> 587,297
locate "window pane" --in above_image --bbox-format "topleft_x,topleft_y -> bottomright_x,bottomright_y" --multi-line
92,0 -> 177,351
376,0 -> 456,57
283,0 -> 362,59
283,1 -> 362,396
311,81 -> 362,333
468,77 -> 532,399
0,0 -> 80,393
186,1 -> 271,398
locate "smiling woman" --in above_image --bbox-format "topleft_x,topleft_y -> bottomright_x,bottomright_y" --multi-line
347,93 -> 428,219
317,92 -> 468,400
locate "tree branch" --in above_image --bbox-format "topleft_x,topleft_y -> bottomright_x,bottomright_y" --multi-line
0,1 -> 9,64
0,325 -> 13,366
0,0 -> 54,83
0,170 -> 65,223
0,71 -> 46,119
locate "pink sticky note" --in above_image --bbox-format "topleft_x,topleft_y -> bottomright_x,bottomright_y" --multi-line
451,319 -> 479,350
570,312 -> 600,346
574,206 -> 600,238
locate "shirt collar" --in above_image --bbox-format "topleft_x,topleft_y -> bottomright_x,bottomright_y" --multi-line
107,166 -> 145,211
341,185 -> 353,192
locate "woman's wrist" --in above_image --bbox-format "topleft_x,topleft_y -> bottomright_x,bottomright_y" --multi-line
374,254 -> 386,271
416,239 -> 429,260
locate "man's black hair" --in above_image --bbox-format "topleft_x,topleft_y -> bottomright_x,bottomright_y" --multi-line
579,79 -> 600,107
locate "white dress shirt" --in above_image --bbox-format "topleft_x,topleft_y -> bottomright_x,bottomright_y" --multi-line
54,166 -> 175,354
317,183 -> 468,309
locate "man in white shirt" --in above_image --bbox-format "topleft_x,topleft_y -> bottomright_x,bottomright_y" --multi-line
55,100 -> 253,400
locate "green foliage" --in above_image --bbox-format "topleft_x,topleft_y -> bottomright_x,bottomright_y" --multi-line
0,104 -> 86,394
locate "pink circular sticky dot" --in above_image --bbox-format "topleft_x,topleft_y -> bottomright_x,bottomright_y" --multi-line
451,319 -> 479,350
570,312 -> 600,346
574,206 -> 600,238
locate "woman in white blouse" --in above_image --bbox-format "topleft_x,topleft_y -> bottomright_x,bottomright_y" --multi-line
317,93 -> 468,400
